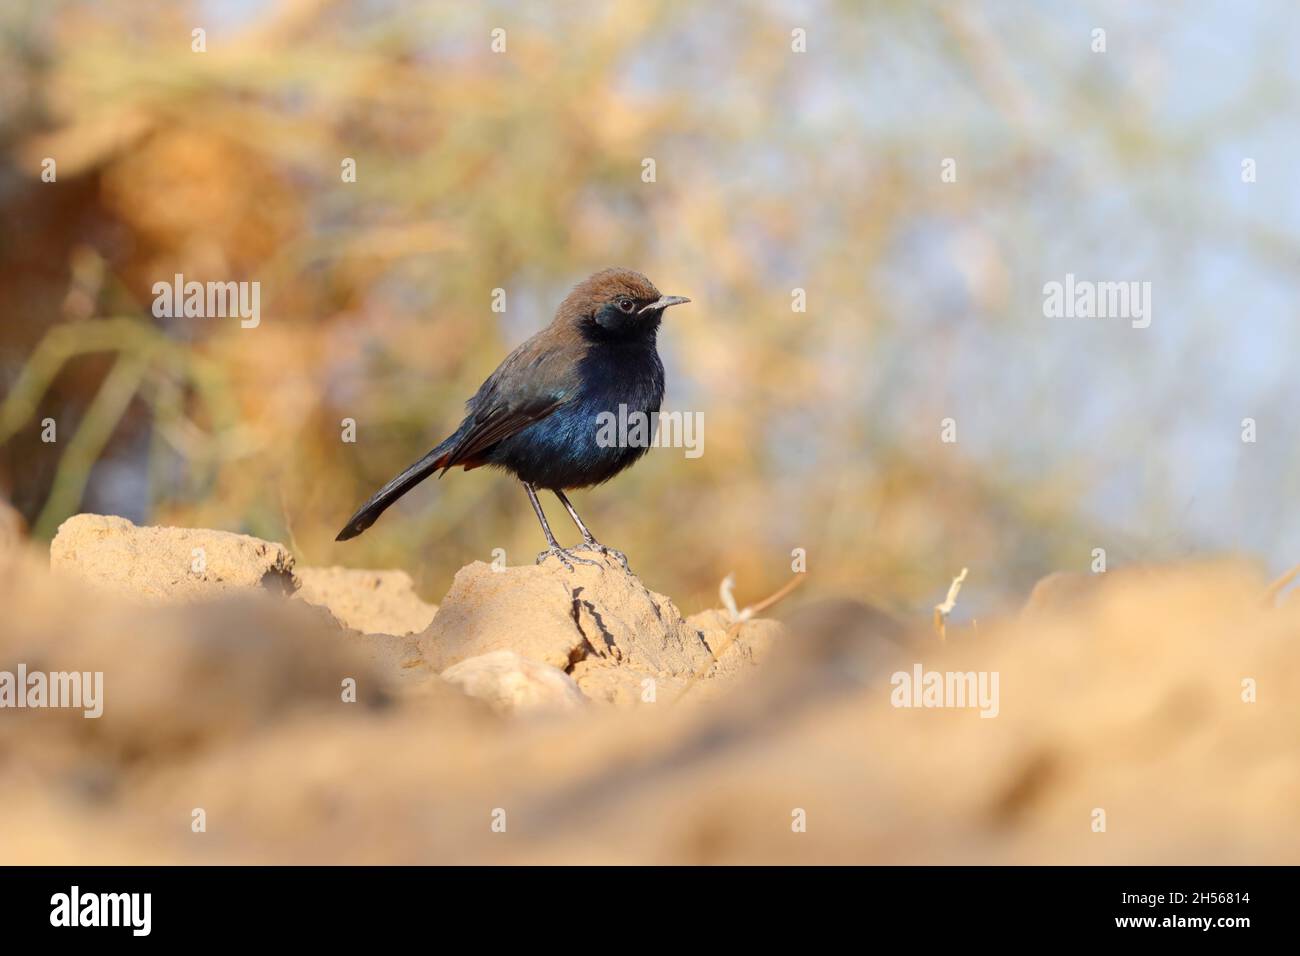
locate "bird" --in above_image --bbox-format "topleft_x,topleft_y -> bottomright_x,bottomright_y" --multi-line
335,268 -> 690,570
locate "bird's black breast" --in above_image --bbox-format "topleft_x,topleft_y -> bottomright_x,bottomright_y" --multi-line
487,337 -> 665,489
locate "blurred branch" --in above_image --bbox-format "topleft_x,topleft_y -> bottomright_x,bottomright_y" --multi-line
1,318 -> 252,536
33,351 -> 149,538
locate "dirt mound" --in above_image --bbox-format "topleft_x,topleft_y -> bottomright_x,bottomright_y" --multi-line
37,514 -> 780,712
440,651 -> 586,715
418,553 -> 772,703
50,514 -> 296,602
7,513 -> 1298,863
294,565 -> 436,636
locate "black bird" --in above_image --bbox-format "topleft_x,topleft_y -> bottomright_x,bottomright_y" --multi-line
335,268 -> 690,569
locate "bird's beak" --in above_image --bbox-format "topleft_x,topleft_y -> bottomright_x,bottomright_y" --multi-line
640,295 -> 691,314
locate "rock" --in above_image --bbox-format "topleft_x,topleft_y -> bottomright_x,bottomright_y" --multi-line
568,658 -> 688,706
440,651 -> 586,715
569,609 -> 787,705
686,608 -> 785,674
418,554 -> 789,707
347,631 -> 429,685
50,513 -> 295,603
419,552 -> 715,678
294,565 -> 437,636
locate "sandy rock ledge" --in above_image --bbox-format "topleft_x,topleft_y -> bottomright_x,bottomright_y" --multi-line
418,553 -> 779,705
46,513 -> 783,712
294,565 -> 437,636
440,651 -> 586,715
50,514 -> 295,603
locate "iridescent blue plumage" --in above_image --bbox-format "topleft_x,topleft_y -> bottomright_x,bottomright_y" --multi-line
488,333 -> 664,489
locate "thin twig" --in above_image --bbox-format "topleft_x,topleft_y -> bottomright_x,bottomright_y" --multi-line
674,572 -> 806,704
933,567 -> 969,643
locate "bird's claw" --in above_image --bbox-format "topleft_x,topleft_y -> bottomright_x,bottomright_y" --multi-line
535,546 -> 602,571
572,540 -> 632,572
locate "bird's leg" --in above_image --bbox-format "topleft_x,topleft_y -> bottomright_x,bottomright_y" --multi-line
523,482 -> 598,570
553,489 -> 631,572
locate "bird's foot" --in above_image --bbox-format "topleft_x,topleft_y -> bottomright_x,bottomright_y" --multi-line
572,539 -> 632,573
535,546 -> 602,571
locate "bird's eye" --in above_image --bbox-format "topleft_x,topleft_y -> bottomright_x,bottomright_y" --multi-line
616,297 -> 635,313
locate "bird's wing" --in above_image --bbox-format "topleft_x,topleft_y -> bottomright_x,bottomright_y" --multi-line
437,332 -> 582,473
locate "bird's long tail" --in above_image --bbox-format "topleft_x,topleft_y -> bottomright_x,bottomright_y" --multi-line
335,443 -> 451,541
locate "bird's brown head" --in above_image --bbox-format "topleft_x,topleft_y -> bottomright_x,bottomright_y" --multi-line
556,268 -> 690,340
